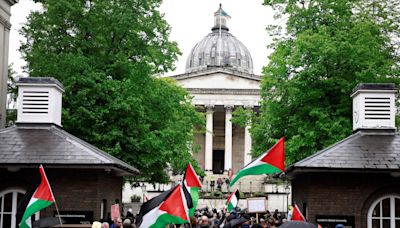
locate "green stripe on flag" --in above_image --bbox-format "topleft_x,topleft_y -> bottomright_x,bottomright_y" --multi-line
150,213 -> 188,228
230,163 -> 282,186
20,199 -> 53,228
189,187 -> 200,216
228,202 -> 235,212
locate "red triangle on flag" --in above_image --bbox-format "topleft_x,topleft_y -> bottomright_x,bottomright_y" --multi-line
159,185 -> 188,221
227,190 -> 239,204
260,137 -> 285,171
33,165 -> 55,202
291,204 -> 306,221
184,163 -> 202,188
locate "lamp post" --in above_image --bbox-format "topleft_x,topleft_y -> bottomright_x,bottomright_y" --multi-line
285,184 -> 290,215
141,183 -> 147,203
250,181 -> 252,196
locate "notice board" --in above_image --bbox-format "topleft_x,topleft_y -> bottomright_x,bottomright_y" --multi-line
247,198 -> 267,213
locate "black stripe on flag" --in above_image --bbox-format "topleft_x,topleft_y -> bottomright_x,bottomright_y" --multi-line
182,182 -> 193,210
235,190 -> 240,201
135,186 -> 176,227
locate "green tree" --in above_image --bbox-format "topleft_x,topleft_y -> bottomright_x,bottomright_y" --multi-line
6,65 -> 18,126
20,0 -> 204,182
244,0 -> 399,165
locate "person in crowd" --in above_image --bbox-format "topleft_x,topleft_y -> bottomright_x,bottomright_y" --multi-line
267,218 -> 276,228
122,218 -> 132,228
189,216 -> 199,228
259,218 -> 267,228
217,178 -> 223,192
110,217 -> 122,228
210,180 -> 215,192
126,208 -> 134,220
199,215 -> 210,228
92,221 -> 102,228
102,222 -> 110,228
287,206 -> 293,221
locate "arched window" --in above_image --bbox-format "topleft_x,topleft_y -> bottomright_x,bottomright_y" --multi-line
0,188 -> 37,228
368,195 -> 400,228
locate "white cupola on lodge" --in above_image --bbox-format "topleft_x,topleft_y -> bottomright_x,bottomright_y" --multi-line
16,77 -> 64,126
351,83 -> 397,132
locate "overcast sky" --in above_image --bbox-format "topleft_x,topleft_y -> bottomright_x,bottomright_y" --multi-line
9,0 -> 275,76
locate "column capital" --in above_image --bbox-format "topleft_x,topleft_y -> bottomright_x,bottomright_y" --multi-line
0,15 -> 12,30
205,104 -> 214,112
243,104 -> 254,109
224,104 -> 234,112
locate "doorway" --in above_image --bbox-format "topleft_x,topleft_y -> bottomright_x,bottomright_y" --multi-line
213,150 -> 225,174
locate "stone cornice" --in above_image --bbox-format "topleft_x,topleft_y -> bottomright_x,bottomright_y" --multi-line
0,15 -> 11,29
171,67 -> 262,81
6,0 -> 18,5
187,88 -> 260,95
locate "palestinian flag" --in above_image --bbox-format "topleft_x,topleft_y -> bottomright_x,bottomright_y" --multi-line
20,165 -> 55,228
136,184 -> 192,228
230,137 -> 285,186
226,190 -> 240,212
184,163 -> 202,216
291,204 -> 306,221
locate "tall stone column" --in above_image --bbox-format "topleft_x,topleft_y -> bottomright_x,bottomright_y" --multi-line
205,105 -> 214,171
224,105 -> 233,171
244,105 -> 253,166
0,0 -> 17,129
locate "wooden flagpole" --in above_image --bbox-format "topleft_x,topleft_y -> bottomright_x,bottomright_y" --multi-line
40,165 -> 64,227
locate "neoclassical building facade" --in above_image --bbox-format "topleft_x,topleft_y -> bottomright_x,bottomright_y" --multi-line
171,6 -> 261,175
128,6 -> 290,212
0,0 -> 17,128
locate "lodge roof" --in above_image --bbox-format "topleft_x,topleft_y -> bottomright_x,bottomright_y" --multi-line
285,130 -> 400,177
0,124 -> 139,176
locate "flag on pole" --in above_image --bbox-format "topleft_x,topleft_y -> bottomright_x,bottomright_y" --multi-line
135,184 -> 192,228
291,204 -> 306,221
226,190 -> 240,212
230,137 -> 285,186
183,163 -> 202,216
19,165 -> 55,228
214,7 -> 231,19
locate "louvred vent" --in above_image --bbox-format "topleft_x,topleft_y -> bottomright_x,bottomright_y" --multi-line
22,91 -> 49,114
364,97 -> 391,120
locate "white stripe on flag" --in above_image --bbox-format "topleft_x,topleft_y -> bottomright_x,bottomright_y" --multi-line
231,195 -> 238,207
139,205 -> 166,228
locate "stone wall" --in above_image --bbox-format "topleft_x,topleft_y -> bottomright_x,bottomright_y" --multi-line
292,172 -> 400,228
193,133 -> 205,170
232,126 -> 245,173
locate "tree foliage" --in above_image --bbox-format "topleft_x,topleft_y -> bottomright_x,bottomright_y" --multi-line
245,0 -> 400,165
6,65 -> 18,127
20,0 -> 204,182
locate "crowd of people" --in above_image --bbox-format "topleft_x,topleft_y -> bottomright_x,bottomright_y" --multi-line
189,207 -> 288,228
91,207 -> 288,228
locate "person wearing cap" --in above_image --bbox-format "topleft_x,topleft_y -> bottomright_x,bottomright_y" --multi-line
126,208 -> 134,220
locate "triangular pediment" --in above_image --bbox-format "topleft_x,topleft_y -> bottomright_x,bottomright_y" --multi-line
170,68 -> 261,90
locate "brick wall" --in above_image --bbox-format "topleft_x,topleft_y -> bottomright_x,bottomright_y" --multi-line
0,167 -> 123,222
292,172 -> 400,228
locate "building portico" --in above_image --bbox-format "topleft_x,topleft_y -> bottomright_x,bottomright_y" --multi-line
173,68 -> 261,174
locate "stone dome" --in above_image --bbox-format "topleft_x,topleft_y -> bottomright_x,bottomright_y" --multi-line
185,6 -> 254,74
